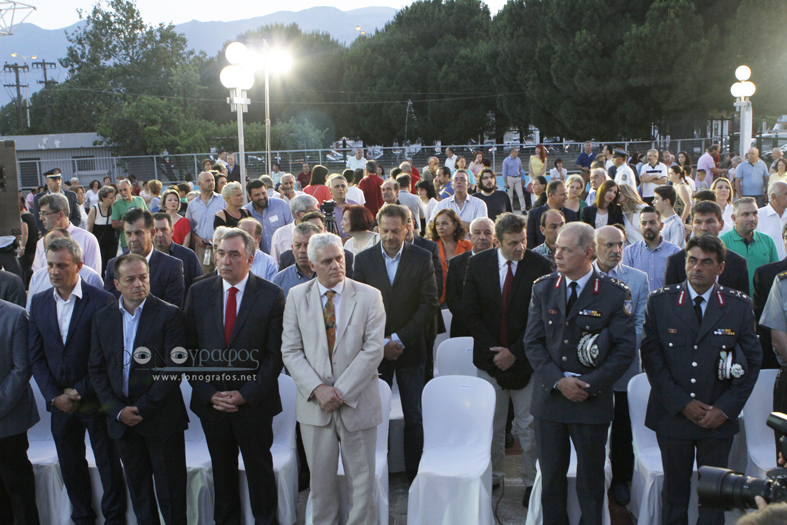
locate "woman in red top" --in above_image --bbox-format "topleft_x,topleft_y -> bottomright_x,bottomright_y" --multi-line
303,165 -> 333,205
161,188 -> 192,246
427,208 -> 473,304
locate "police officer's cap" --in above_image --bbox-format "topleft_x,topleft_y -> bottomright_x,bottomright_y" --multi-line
612,149 -> 629,158
43,168 -> 62,178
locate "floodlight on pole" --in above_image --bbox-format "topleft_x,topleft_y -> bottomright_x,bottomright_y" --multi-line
262,40 -> 291,183
731,65 -> 756,159
220,42 -> 254,201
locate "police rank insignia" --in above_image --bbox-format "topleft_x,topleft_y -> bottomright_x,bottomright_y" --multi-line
623,298 -> 633,316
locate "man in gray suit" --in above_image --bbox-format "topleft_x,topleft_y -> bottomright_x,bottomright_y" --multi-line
592,226 -> 649,507
524,222 -> 636,525
0,299 -> 40,524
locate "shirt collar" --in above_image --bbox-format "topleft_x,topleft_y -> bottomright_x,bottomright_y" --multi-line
317,278 -> 345,299
497,248 -> 517,269
53,275 -> 83,304
593,260 -> 619,277
564,267 -> 594,290
141,247 -> 154,263
119,296 -> 147,317
687,283 -> 715,304
381,241 -> 404,262
223,272 -> 250,295
765,204 -> 787,218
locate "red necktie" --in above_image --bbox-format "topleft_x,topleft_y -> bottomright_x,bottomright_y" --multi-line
225,286 -> 238,346
500,261 -> 514,345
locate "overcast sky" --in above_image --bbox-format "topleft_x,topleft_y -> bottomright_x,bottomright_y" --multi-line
26,0 -> 506,29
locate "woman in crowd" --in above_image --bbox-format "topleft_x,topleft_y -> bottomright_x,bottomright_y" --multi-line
669,165 -> 693,224
148,180 -> 163,212
678,151 -> 693,172
304,165 -> 332,204
72,186 -> 89,229
711,177 -> 735,230
769,158 -> 787,186
453,156 -> 476,190
159,188 -> 191,247
529,145 -> 548,181
549,158 -> 567,181
565,174 -> 588,215
427,208 -> 472,304
342,205 -> 379,260
415,179 -> 439,232
214,181 -> 251,229
87,185 -> 119,277
19,197 -> 37,285
582,179 -> 625,228
468,151 -> 485,183
85,180 -> 101,210
376,164 -> 385,178
617,184 -> 647,245
139,180 -> 152,205
531,175 -> 548,208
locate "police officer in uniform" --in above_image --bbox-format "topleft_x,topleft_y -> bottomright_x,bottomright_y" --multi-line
641,235 -> 761,525
524,222 -> 636,525
757,267 -> 787,449
611,149 -> 636,191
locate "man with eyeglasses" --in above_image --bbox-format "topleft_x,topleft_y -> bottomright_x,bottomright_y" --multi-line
428,169 -> 488,231
474,167 -> 512,222
31,168 -> 82,234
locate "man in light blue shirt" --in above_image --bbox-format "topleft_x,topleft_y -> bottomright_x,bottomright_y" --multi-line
186,171 -> 225,273
243,179 -> 293,254
735,147 -> 770,207
272,222 -> 320,297
622,207 -> 681,291
238,218 -> 279,281
502,147 -> 525,211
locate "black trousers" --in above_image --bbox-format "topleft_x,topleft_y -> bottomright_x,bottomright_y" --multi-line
0,432 -> 39,525
536,418 -> 609,525
51,410 -> 126,525
656,433 -> 733,525
116,428 -> 187,525
610,391 -> 634,486
201,410 -> 278,525
774,367 -> 787,459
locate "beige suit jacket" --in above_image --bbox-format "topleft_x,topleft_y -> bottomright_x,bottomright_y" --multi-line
281,278 -> 386,432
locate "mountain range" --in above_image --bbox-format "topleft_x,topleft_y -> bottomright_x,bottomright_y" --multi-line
1,6 -> 397,104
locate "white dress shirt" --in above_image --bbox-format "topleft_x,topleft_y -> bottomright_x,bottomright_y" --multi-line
318,278 -> 345,332
381,242 -> 404,347
757,204 -> 787,260
428,193 -> 488,225
497,249 -> 518,291
53,277 -> 83,345
686,283 -> 714,317
27,265 -> 103,310
120,296 -> 146,398
270,222 -> 295,264
565,267 -> 594,302
32,222 -> 102,275
222,273 -> 249,325
347,186 -> 366,205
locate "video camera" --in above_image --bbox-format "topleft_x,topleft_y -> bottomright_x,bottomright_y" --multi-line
697,412 -> 787,510
320,200 -> 338,235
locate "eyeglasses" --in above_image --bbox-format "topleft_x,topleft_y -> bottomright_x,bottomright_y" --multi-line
38,210 -> 58,217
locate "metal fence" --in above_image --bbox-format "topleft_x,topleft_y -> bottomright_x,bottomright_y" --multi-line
20,136 -> 785,190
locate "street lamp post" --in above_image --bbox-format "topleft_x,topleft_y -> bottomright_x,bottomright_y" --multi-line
731,65 -> 756,159
220,42 -> 254,200
262,40 -> 291,180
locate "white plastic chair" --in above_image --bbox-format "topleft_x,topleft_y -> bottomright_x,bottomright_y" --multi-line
432,309 -> 453,361
305,378 -> 392,525
407,375 -> 495,525
240,374 -> 298,525
741,368 -> 778,478
388,376 -> 405,473
434,337 -> 476,377
181,378 -> 215,524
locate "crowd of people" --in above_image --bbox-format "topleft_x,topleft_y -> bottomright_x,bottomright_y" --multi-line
1,141 -> 786,525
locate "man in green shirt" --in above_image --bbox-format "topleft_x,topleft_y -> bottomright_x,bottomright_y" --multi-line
719,196 -> 779,292
111,179 -> 148,252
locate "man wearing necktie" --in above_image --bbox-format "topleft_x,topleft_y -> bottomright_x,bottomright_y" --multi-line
524,222 -> 636,525
463,213 -> 552,503
184,228 -> 285,525
641,235 -> 761,525
282,233 -> 386,524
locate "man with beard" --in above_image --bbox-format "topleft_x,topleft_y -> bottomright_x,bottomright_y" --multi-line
243,179 -> 293,254
622,207 -> 681,292
474,167 -> 512,222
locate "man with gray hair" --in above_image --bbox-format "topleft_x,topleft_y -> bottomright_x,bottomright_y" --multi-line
270,193 -> 319,264
31,167 -> 81,233
273,222 -> 321,297
32,192 -> 102,275
524,221 -> 635,522
757,181 -> 787,260
640,149 -> 669,205
346,148 -> 366,171
735,147 -> 770,207
276,173 -> 301,204
238,217 -> 278,282
282,232 -> 385,524
421,156 -> 440,185
720,196 -> 779,292
771,147 -> 783,173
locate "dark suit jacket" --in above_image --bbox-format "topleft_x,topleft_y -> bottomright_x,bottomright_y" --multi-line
412,235 -> 445,335
527,205 -> 578,249
354,242 -> 440,369
663,249 -> 750,295
641,282 -> 761,439
29,282 -> 115,415
753,258 -> 787,370
167,242 -> 203,294
0,300 -> 39,438
192,269 -> 217,284
581,204 -> 625,229
446,251 -> 473,337
227,164 -> 241,183
89,294 -> 188,439
0,270 -> 25,308
105,249 -> 185,307
184,274 -> 285,421
32,189 -> 81,233
279,248 -> 354,279
464,249 -> 552,389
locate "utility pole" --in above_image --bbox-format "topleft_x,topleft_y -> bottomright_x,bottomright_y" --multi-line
32,60 -> 56,131
3,62 -> 28,130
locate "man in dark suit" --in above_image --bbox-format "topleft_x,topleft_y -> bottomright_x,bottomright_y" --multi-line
31,168 -> 81,234
752,222 -> 787,370
89,253 -> 189,525
526,180 -> 578,249
0,299 -> 40,525
664,201 -> 750,295
184,227 -> 285,525
642,235 -> 761,525
353,204 -> 439,480
104,208 -> 185,307
524,222 -> 636,525
28,237 -> 127,525
0,269 -> 25,307
446,217 -> 495,338
152,211 -> 203,295
464,213 -> 552,501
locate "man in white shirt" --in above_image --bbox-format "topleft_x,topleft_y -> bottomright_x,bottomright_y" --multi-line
270,194 -> 319,264
611,149 -> 637,190
444,147 -> 457,171
346,148 -> 367,171
653,186 -> 686,248
758,181 -> 787,260
428,170 -> 488,230
585,168 -> 610,206
639,149 -> 669,205
32,192 -> 102,275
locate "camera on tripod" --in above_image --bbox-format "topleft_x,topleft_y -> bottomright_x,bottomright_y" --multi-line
697,412 -> 787,510
320,200 -> 339,235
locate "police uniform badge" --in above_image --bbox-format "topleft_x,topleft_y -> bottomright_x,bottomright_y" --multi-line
624,298 -> 633,316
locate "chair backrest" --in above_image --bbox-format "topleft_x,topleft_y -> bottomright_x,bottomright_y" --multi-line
181,379 -> 206,442
434,337 -> 476,377
627,373 -> 659,452
442,309 -> 453,335
377,378 -> 391,456
742,369 -> 778,451
27,379 -> 52,442
421,375 -> 494,451
272,374 -> 297,449
432,309 -> 454,359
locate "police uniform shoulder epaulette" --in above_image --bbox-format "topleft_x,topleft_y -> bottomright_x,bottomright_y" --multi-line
534,273 -> 557,285
599,274 -> 629,290
778,271 -> 787,282
718,285 -> 750,302
654,284 -> 682,295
